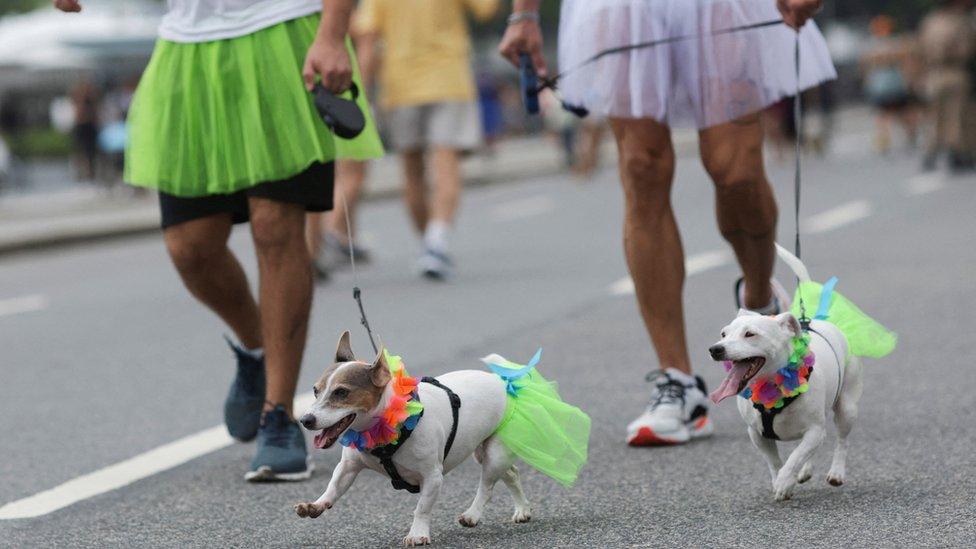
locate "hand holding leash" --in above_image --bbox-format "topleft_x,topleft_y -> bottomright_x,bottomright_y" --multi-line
53,0 -> 82,12
303,37 -> 353,94
498,9 -> 547,78
777,0 -> 823,29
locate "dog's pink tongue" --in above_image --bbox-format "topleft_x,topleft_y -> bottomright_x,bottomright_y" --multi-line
710,365 -> 749,404
313,431 -> 332,450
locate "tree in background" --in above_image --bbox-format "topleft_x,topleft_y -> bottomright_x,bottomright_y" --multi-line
0,0 -> 45,17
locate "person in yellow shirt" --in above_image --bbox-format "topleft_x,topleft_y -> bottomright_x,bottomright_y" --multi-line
357,0 -> 500,279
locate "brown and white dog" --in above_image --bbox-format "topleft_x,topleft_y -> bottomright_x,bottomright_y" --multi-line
294,332 -> 531,546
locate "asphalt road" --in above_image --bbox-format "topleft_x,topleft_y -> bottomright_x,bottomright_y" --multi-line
1,141 -> 974,547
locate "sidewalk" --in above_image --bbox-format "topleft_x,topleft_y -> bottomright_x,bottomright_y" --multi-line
0,105 -> 874,255
0,133 -> 634,254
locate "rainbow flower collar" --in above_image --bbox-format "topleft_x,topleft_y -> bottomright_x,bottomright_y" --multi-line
734,334 -> 815,410
339,351 -> 425,451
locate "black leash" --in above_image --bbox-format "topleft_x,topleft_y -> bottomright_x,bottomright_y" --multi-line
522,18 -> 786,117
791,33 -> 811,329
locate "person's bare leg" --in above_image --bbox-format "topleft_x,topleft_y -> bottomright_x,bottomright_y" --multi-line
164,214 -> 262,349
700,114 -> 777,310
609,118 -> 691,375
401,150 -> 429,234
249,198 -> 313,416
327,160 -> 368,240
305,212 -> 325,258
430,147 -> 461,225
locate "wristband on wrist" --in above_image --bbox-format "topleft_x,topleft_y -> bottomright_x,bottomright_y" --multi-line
507,11 -> 539,25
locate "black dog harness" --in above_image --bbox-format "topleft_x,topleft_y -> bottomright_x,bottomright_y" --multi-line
371,377 -> 462,493
754,326 -> 843,440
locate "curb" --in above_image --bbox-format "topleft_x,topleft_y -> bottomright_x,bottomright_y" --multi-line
0,133 -> 699,257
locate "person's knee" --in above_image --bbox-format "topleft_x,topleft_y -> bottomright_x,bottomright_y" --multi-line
164,228 -> 225,277
703,144 -> 764,190
619,147 -> 674,211
251,202 -> 304,256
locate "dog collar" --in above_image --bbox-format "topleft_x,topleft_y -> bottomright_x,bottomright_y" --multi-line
738,334 -> 815,410
339,351 -> 424,451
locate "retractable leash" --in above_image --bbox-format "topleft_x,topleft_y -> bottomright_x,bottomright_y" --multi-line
312,82 -> 379,353
519,18 -> 785,118
791,32 -> 811,329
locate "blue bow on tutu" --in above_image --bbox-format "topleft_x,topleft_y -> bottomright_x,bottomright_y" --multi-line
484,348 -> 542,397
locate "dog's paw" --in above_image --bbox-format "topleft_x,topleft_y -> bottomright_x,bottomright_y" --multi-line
403,535 -> 431,546
826,471 -> 845,487
294,501 -> 328,518
512,507 -> 531,524
773,478 -> 795,501
796,462 -> 813,484
458,513 -> 479,528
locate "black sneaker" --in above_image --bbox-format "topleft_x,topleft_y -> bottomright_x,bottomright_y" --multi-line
244,405 -> 312,482
223,337 -> 265,442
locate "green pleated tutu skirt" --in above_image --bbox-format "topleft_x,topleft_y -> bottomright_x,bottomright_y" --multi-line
791,280 -> 897,359
125,14 -> 384,197
485,355 -> 591,488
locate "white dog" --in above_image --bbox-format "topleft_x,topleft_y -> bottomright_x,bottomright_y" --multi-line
294,332 -> 589,546
707,246 -> 864,501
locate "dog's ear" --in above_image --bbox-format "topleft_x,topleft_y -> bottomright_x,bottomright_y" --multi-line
335,331 -> 355,363
368,348 -> 392,388
776,312 -> 802,337
737,308 -> 761,317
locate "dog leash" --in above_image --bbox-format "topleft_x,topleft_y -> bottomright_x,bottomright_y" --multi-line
522,18 -> 786,117
791,33 -> 811,329
339,191 -> 380,355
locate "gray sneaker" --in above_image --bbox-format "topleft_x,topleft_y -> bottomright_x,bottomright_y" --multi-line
223,337 -> 265,442
245,405 -> 313,482
418,248 -> 453,280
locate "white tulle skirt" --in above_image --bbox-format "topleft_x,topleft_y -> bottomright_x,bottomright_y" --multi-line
557,0 -> 837,128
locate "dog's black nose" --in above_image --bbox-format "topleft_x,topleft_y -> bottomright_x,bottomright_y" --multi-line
709,344 -> 726,360
299,414 -> 317,430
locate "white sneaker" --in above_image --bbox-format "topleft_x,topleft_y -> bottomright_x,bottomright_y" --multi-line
418,248 -> 453,280
626,370 -> 713,446
734,277 -> 792,314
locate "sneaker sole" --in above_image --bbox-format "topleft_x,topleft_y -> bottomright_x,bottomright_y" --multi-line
627,416 -> 713,447
627,426 -> 688,446
244,461 -> 314,483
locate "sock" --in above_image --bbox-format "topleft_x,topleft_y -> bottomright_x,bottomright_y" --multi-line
665,367 -> 697,387
751,298 -> 780,316
424,220 -> 450,254
240,343 -> 264,360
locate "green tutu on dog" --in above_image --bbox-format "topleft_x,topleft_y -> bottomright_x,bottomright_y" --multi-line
125,14 -> 383,197
481,350 -> 591,487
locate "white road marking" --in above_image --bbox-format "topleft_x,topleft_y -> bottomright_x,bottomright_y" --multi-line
609,250 -> 732,296
905,173 -> 946,196
805,200 -> 872,234
490,195 -> 555,222
0,393 -> 316,519
0,294 -> 48,318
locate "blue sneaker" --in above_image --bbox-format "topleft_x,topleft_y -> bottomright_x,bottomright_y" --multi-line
223,337 -> 265,442
245,406 -> 312,482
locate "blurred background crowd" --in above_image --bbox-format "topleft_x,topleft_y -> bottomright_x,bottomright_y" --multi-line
0,0 -> 973,204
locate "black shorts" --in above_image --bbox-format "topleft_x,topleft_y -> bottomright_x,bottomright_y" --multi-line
158,161 -> 334,229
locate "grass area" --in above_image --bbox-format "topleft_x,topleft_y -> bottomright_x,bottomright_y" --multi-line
6,128 -> 73,158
